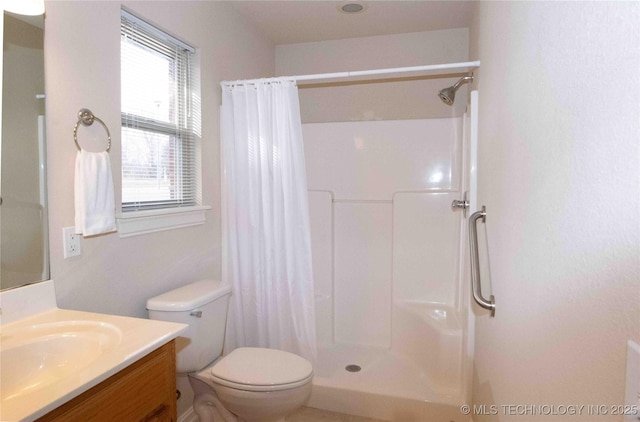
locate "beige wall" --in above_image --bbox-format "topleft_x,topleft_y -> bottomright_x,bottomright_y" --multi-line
39,1 -> 640,419
276,29 -> 469,122
45,1 -> 274,317
470,2 -> 640,420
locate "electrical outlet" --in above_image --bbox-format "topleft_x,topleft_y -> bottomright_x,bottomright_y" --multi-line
63,227 -> 81,258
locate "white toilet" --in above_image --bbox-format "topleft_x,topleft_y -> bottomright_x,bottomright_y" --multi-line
147,279 -> 313,422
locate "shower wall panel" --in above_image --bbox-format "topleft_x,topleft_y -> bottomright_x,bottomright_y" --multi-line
334,202 -> 392,348
304,119 -> 460,200
393,192 -> 461,306
303,118 -> 462,349
308,191 -> 334,348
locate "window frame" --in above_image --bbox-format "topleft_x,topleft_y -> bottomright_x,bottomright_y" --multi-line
117,8 -> 207,237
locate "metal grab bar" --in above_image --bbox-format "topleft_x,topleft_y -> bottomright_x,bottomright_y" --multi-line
469,206 -> 496,317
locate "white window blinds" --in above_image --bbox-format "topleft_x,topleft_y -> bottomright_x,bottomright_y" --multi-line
121,9 -> 199,212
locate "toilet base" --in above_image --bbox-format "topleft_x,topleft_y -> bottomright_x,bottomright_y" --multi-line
189,370 -> 311,422
190,374 -> 238,422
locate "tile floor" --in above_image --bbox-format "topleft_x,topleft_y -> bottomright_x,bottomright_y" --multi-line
285,407 -> 386,422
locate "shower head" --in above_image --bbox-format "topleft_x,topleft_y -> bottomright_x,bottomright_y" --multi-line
438,86 -> 458,106
438,75 -> 474,106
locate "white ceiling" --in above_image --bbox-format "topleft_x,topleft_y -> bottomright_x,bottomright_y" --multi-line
229,1 -> 474,45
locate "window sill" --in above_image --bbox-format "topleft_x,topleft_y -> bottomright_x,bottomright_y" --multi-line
116,205 -> 211,238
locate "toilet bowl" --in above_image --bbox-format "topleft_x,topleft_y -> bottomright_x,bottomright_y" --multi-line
146,280 -> 313,422
191,347 -> 313,422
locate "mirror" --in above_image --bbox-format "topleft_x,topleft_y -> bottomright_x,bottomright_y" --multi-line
1,11 -> 47,290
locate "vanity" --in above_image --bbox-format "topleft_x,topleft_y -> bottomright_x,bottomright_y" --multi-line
0,281 -> 187,422
36,342 -> 176,422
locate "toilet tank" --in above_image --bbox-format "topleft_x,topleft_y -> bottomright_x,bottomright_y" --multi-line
147,279 -> 232,373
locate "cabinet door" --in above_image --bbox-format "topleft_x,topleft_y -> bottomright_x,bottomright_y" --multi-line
38,341 -> 177,422
141,404 -> 173,422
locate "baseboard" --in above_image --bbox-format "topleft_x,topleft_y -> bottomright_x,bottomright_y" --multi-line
178,406 -> 198,422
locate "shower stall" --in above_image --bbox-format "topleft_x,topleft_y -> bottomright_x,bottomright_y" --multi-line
221,61 -> 479,421
301,89 -> 478,421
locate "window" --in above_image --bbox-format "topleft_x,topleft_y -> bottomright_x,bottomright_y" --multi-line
120,9 -> 199,212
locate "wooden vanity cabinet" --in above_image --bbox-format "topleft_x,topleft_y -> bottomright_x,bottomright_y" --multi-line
37,340 -> 177,422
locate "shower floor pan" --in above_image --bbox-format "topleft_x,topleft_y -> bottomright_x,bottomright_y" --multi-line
308,343 -> 465,422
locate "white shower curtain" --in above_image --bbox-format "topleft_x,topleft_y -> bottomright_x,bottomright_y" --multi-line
221,79 -> 317,362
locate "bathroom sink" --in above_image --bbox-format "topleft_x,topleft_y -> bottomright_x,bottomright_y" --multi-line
0,320 -> 122,401
0,281 -> 187,422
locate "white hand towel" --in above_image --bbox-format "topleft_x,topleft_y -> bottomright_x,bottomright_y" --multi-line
74,150 -> 117,236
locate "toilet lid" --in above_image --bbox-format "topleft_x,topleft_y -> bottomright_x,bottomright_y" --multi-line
210,347 -> 313,390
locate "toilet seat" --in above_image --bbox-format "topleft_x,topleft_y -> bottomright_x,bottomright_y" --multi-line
207,347 -> 313,392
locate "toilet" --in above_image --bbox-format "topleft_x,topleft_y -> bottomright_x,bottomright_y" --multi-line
147,279 -> 313,422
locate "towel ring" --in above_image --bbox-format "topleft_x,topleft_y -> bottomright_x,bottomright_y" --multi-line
73,108 -> 111,152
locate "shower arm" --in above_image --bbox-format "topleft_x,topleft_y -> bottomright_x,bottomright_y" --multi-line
452,75 -> 474,91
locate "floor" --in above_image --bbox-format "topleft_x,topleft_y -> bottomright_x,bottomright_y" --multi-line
285,407 -> 386,422
313,342 -> 457,401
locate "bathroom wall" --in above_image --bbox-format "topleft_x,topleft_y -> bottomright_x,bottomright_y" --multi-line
44,2 -> 274,416
44,0 -> 274,318
469,2 -> 640,420
276,28 -> 469,123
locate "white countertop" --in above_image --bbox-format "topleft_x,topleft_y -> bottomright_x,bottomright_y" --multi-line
0,281 -> 187,422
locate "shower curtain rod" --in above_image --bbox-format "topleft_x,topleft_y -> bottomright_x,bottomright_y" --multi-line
221,60 -> 480,87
